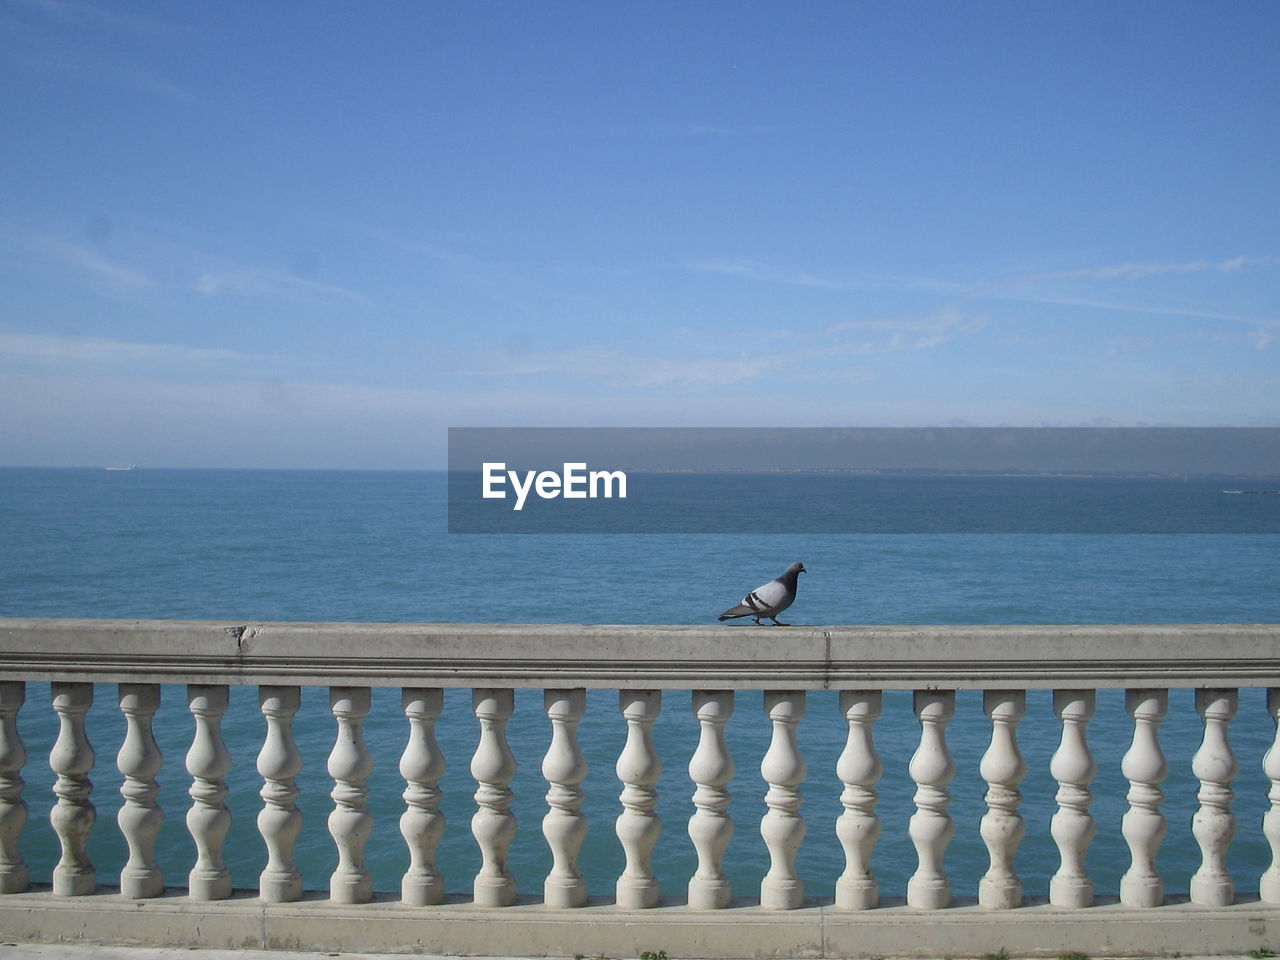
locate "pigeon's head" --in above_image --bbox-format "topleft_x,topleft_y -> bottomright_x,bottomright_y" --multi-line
787,561 -> 806,576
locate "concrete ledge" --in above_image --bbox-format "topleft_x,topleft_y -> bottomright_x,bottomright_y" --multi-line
4,888 -> 1280,959
2,619 -> 1280,689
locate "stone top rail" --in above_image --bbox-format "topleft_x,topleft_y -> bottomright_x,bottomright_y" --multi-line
1,617 -> 1278,689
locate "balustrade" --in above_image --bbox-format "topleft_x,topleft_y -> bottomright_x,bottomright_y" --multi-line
0,681 -> 27,895
116,683 -> 163,899
1191,687 -> 1238,906
760,690 -> 806,909
907,689 -> 955,909
49,681 -> 95,897
1049,689 -> 1095,908
399,687 -> 445,906
1120,688 -> 1167,907
3,619 -> 1280,959
1263,688 -> 1280,903
327,686 -> 373,904
256,685 -> 302,902
979,689 -> 1025,909
615,689 -> 662,908
471,688 -> 517,907
835,689 -> 881,910
687,689 -> 735,909
186,684 -> 232,900
542,688 -> 588,907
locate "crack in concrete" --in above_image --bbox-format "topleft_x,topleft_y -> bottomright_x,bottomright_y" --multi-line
224,625 -> 248,652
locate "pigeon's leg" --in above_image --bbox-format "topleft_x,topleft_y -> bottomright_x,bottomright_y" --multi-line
752,616 -> 763,625
770,618 -> 789,626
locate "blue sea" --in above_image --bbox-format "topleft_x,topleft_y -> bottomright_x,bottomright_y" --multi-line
2,467 -> 1279,904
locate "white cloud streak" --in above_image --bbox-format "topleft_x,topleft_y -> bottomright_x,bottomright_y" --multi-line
683,258 -> 848,289
195,268 -> 371,306
987,292 -> 1278,327
676,306 -> 986,343
1015,254 -> 1279,284
448,345 -> 774,388
961,253 -> 1280,330
4,0 -> 194,102
448,308 -> 980,390
354,224 -> 537,313
37,238 -> 154,290
0,331 -> 269,367
14,226 -> 370,307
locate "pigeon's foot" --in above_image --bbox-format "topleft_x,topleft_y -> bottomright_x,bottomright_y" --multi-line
752,616 -> 763,625
771,620 -> 790,626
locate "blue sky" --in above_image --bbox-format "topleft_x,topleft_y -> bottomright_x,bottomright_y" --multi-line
1,0 -> 1277,468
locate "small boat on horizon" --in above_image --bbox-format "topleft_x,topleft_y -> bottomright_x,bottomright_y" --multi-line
105,464 -> 136,471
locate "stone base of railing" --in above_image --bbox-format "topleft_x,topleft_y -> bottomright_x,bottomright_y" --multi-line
4,890 -> 1280,959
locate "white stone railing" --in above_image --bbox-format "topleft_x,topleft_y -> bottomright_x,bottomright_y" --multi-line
2,618 -> 1280,958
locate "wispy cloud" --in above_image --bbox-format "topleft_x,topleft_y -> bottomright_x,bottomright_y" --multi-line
675,306 -> 986,345
19,229 -> 370,307
449,344 -> 774,389
37,238 -> 154,290
0,331 -> 269,367
681,257 -> 966,295
195,268 -> 371,306
986,292 -> 1278,327
500,122 -> 777,139
356,224 -> 535,312
1012,254 -> 1278,284
598,122 -> 776,138
965,253 -> 1280,330
4,0 -> 193,102
1202,327 -> 1279,352
819,307 -> 987,338
684,257 -> 847,289
8,0 -> 174,34
448,308 -> 979,390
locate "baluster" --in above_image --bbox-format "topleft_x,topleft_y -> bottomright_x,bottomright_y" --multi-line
472,688 -> 517,906
616,689 -> 662,908
979,689 -> 1026,909
907,690 -> 954,909
257,686 -> 302,903
688,690 -> 734,909
328,686 -> 373,904
760,690 -> 806,910
543,688 -> 588,907
0,681 -> 28,894
50,681 -> 96,896
1262,689 -> 1280,903
117,684 -> 164,898
1191,688 -> 1238,906
1049,689 -> 1096,908
835,690 -> 881,911
401,688 -> 445,906
1120,688 -> 1167,907
187,685 -> 232,900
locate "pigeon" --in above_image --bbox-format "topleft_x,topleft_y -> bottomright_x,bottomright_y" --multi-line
718,562 -> 806,625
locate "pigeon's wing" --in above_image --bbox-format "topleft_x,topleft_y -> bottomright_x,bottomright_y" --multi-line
749,577 -> 789,610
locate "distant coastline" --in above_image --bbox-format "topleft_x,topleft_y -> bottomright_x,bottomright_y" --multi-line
596,467 -> 1280,481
